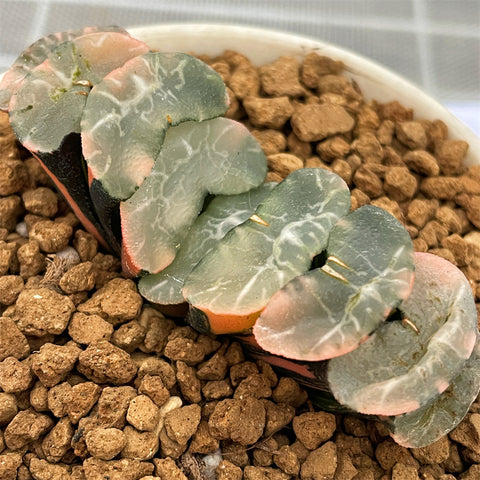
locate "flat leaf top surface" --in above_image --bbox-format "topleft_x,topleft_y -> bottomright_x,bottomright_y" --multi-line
138,183 -> 276,305
183,168 -> 351,318
327,252 -> 478,416
81,51 -> 229,201
120,117 -> 268,274
386,339 -> 480,448
253,205 -> 415,361
0,26 -> 127,111
8,31 -> 148,153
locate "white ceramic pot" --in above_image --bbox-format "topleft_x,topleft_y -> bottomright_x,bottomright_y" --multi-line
128,23 -> 480,167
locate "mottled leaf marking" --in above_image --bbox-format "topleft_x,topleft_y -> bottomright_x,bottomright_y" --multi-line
138,183 -> 276,305
327,252 -> 478,416
6,30 -> 148,253
0,26 -> 127,111
9,31 -> 149,153
183,168 -> 351,333
253,205 -> 415,361
81,52 -> 229,201
120,117 -> 267,274
386,338 -> 480,448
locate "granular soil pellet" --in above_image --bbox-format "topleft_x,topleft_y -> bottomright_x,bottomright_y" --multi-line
1,48 -> 480,480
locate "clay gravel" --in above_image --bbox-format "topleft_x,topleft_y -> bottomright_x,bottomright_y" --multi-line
1,50 -> 480,479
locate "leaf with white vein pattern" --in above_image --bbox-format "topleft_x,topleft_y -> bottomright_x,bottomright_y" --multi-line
385,337 -> 480,448
120,117 -> 267,275
7,30 -> 150,253
81,51 -> 229,202
9,31 -> 149,154
327,252 -> 478,416
138,182 -> 276,305
0,26 -> 128,111
253,205 -> 415,361
183,168 -> 351,334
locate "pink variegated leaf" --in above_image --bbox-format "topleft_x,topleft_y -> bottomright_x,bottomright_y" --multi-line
253,205 -> 415,361
327,252 -> 478,416
0,26 -> 127,111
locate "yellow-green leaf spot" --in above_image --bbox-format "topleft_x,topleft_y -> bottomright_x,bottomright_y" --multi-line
9,30 -> 149,153
327,252 -> 478,416
0,26 -> 127,111
253,205 -> 415,362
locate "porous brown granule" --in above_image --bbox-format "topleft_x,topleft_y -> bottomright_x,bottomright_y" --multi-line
22,187 -> 58,218
259,56 -> 305,97
78,339 -> 138,385
291,103 -> 355,142
30,342 -> 81,387
0,158 -> 28,196
243,96 -> 294,129
68,311 -> 114,345
16,239 -> 45,277
0,195 -> 22,230
0,316 -> 29,360
28,219 -> 73,253
73,229 -> 98,262
85,427 -> 127,460
1,44 -> 480,480
59,260 -> 96,293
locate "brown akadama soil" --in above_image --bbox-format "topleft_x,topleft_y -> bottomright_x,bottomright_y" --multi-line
1,49 -> 480,480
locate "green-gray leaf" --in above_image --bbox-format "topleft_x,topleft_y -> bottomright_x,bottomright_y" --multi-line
384,338 -> 480,448
327,252 -> 478,416
138,183 -> 275,304
120,117 -> 267,274
9,31 -> 149,153
253,205 -> 414,361
81,51 -> 229,201
183,168 -> 351,332
0,26 -> 127,111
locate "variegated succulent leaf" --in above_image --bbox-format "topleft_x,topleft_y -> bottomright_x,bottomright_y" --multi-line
183,168 -> 351,334
120,117 -> 268,275
253,205 -> 415,361
0,26 -> 127,111
81,51 -> 230,201
8,31 -> 149,154
327,252 -> 478,416
385,337 -> 480,448
138,182 -> 276,305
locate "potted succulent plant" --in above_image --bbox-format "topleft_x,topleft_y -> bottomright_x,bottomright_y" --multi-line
1,25 -> 479,450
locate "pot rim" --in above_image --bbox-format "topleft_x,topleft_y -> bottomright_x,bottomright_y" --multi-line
128,23 -> 480,166
1,23 -> 478,165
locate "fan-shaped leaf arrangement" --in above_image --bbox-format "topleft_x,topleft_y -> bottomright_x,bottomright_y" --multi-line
2,27 -> 479,448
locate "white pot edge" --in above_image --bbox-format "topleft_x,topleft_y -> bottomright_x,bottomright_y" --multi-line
128,23 -> 480,166
1,23 -> 478,165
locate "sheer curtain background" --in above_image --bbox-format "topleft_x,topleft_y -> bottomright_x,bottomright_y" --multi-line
1,0 -> 479,133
